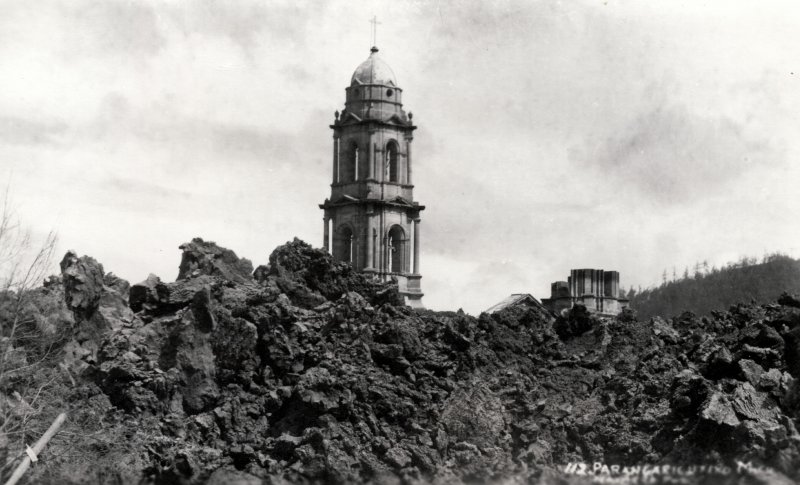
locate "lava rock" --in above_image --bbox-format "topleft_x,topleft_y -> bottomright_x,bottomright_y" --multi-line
700,391 -> 741,428
178,237 -> 253,283
554,303 -> 595,339
60,251 -> 105,321
778,292 -> 800,309
384,446 -> 412,469
783,326 -> 800,378
705,345 -> 736,379
440,384 -> 506,449
41,239 -> 800,484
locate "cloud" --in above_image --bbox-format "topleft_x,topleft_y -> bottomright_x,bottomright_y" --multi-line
569,104 -> 783,205
62,1 -> 166,59
163,0 -> 327,52
104,177 -> 193,200
84,93 -> 302,169
132,118 -> 297,165
0,116 -> 67,147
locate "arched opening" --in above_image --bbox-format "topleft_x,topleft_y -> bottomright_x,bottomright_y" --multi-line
335,226 -> 354,264
387,225 -> 405,273
386,141 -> 399,182
341,142 -> 358,182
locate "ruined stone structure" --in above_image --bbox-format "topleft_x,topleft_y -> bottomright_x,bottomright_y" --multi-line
320,46 -> 425,308
541,269 -> 629,316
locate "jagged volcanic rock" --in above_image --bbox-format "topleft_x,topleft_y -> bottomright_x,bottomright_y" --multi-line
178,237 -> 254,284
60,251 -> 105,322
35,239 -> 800,484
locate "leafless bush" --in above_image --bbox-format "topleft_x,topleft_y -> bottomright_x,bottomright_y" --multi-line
0,187 -> 65,478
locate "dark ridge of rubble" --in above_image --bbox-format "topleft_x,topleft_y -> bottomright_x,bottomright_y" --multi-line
40,239 -> 800,484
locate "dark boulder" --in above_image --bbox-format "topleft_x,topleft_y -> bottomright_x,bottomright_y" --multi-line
783,326 -> 800,378
440,384 -> 506,450
670,370 -> 711,417
705,345 -> 736,379
128,274 -> 162,313
60,251 -> 135,355
267,238 -> 404,307
60,251 -> 105,321
778,292 -> 800,309
554,303 -> 595,339
177,237 -> 253,283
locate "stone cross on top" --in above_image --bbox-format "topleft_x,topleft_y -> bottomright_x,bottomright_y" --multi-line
370,15 -> 381,47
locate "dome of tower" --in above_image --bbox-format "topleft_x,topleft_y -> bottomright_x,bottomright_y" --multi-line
350,47 -> 397,86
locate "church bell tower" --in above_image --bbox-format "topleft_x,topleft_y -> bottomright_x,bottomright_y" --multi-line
320,45 -> 425,308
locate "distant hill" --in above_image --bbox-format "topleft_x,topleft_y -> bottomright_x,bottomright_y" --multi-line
628,254 -> 800,320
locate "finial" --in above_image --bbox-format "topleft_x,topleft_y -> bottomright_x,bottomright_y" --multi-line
370,46 -> 379,53
335,110 -> 339,120
408,112 -> 413,120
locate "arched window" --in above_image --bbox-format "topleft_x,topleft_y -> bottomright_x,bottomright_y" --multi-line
386,141 -> 399,182
335,226 -> 354,264
341,142 -> 358,182
387,225 -> 405,273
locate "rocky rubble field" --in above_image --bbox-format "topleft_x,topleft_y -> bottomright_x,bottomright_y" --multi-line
13,238 -> 800,484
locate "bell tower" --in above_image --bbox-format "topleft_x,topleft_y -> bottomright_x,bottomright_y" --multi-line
320,45 -> 425,308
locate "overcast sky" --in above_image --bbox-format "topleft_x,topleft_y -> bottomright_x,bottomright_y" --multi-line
2,0 -> 799,314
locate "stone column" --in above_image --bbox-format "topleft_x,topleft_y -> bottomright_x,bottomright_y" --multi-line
570,270 -> 576,301
323,217 -> 330,252
372,230 -> 377,268
404,235 -> 411,273
366,226 -> 374,270
413,219 -> 420,274
368,130 -> 375,180
377,210 -> 384,276
332,136 -> 339,183
406,138 -> 413,185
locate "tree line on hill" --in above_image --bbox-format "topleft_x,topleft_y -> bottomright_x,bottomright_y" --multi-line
624,253 -> 800,320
